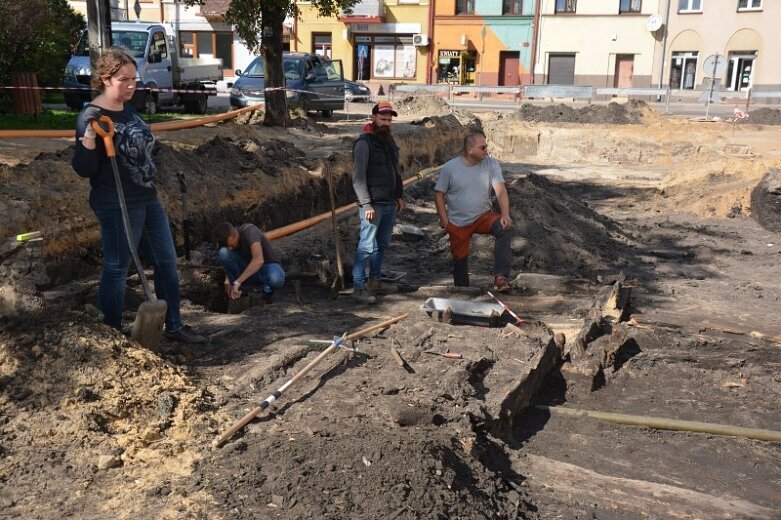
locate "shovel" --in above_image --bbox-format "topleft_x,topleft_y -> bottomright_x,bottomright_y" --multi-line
176,172 -> 191,261
91,116 -> 167,350
325,163 -> 346,297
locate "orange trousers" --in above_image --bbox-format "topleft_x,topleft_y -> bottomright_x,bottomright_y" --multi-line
445,211 -> 501,260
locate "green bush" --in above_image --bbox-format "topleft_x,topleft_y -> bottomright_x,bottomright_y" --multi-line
0,0 -> 84,113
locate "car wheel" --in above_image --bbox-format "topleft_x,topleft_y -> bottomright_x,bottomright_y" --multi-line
298,95 -> 310,114
184,88 -> 208,114
144,92 -> 158,115
321,109 -> 333,118
65,96 -> 84,112
345,90 -> 354,102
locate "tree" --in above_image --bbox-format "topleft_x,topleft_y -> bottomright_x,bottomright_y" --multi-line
0,0 -> 84,109
185,0 -> 359,127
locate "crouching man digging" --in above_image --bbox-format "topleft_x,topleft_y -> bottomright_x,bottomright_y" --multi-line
434,131 -> 513,291
213,222 -> 286,304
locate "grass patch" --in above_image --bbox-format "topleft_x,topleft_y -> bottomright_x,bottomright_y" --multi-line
42,91 -> 66,104
0,109 -> 197,131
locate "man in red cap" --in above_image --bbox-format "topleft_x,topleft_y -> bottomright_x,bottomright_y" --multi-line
351,101 -> 404,303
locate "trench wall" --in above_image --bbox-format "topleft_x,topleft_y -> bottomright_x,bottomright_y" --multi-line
0,116 -> 468,293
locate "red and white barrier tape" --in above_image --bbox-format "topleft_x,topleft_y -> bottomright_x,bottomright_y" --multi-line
0,85 -> 217,95
0,84 -> 353,100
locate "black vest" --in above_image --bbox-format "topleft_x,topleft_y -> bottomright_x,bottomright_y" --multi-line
354,133 -> 399,203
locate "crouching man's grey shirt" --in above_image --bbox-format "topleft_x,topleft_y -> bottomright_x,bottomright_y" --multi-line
434,155 -> 505,227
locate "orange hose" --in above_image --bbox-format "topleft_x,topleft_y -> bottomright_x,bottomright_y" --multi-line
266,165 -> 441,241
0,103 -> 264,139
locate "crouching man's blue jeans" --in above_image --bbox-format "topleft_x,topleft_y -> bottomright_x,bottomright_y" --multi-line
352,202 -> 397,290
217,248 -> 285,296
93,200 -> 183,332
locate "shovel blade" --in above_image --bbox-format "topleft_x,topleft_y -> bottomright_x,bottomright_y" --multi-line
130,300 -> 168,351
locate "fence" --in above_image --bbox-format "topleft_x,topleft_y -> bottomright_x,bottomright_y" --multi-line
388,82 -> 781,113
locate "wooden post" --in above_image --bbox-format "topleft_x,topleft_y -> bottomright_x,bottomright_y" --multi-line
10,72 -> 42,115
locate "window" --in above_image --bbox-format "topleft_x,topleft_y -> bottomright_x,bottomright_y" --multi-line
670,51 -> 698,89
619,0 -> 641,13
456,0 -> 475,14
180,31 -> 234,70
113,31 -> 149,58
555,0 -> 576,13
151,31 -> 168,59
359,36 -> 417,80
312,33 -> 332,59
503,0 -> 523,15
737,0 -> 761,10
678,0 -> 702,12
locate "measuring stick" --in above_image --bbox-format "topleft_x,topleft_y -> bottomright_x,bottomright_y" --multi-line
487,291 -> 524,325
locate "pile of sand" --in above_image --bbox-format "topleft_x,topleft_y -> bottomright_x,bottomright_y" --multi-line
512,100 -> 656,125
395,94 -> 452,117
659,157 -> 775,218
0,311 -> 224,517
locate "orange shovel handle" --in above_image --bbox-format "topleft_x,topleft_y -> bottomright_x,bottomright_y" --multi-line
90,116 -> 116,157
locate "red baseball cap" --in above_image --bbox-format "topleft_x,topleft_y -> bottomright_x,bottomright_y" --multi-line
372,101 -> 398,117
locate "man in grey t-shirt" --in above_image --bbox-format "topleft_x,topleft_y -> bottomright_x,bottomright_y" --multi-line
434,131 -> 512,291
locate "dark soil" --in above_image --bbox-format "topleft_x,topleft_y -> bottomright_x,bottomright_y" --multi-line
512,100 -> 656,125
2,114 -> 781,519
747,107 -> 781,125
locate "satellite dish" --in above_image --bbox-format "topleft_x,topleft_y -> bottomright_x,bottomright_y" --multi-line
647,14 -> 663,32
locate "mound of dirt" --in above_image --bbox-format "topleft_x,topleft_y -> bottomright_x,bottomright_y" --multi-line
196,427 -> 532,519
512,100 -> 656,125
504,174 -> 634,273
746,108 -> 781,126
658,157 -> 774,218
0,311 -> 224,518
394,172 -> 634,283
395,94 -> 452,117
751,168 -> 781,231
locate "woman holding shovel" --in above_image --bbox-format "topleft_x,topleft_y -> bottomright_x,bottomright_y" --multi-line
71,48 -> 206,344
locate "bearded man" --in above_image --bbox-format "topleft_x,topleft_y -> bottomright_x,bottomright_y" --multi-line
350,101 -> 404,304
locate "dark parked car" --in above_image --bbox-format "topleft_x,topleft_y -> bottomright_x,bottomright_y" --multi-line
230,53 -> 344,117
344,80 -> 372,102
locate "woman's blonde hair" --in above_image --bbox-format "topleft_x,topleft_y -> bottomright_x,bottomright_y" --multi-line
91,48 -> 136,91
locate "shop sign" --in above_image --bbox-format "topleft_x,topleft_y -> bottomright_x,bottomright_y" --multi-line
351,23 -> 421,34
439,50 -> 461,58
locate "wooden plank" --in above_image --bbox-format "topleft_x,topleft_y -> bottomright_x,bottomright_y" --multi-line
524,454 -> 776,520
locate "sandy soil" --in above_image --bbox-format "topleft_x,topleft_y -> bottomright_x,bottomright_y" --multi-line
2,101 -> 781,519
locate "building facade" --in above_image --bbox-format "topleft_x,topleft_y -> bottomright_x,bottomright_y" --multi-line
66,0 -> 255,82
535,0 -> 663,88
432,0 -> 535,86
293,0 -> 430,83
663,0 -> 780,92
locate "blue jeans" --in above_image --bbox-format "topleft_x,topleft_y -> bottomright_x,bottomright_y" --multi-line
352,202 -> 397,289
217,248 -> 285,296
93,200 -> 182,332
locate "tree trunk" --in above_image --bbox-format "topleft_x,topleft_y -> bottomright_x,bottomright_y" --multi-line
86,0 -> 114,68
261,4 -> 288,127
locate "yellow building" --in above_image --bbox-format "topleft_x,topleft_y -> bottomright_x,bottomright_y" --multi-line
294,0 -> 430,84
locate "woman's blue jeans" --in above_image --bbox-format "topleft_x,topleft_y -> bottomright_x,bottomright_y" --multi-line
352,202 -> 397,290
217,248 -> 286,296
93,200 -> 182,332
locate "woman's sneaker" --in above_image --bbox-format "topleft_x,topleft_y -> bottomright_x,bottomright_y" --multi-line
165,325 -> 207,344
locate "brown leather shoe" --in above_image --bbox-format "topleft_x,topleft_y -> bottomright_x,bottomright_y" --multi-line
493,275 -> 511,293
